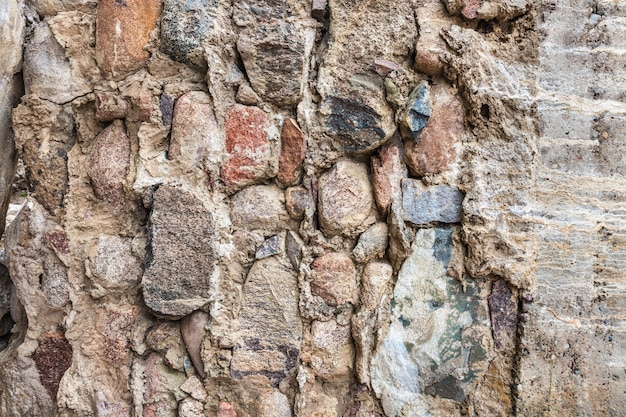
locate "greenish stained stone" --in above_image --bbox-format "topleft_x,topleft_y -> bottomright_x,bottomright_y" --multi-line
371,227 -> 493,417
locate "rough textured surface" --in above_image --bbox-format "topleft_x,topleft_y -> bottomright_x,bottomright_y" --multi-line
142,186 -> 215,318
1,0 -> 625,416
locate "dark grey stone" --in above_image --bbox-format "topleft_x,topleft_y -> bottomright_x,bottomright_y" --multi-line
400,82 -> 430,142
322,95 -> 387,154
401,179 -> 463,225
161,0 -> 219,68
142,185 -> 215,318
255,234 -> 282,260
285,230 -> 302,270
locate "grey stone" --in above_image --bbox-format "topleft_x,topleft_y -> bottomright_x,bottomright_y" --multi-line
400,82 -> 431,142
142,186 -> 215,318
230,256 -> 302,386
401,179 -> 463,225
230,185 -> 291,233
285,230 -> 303,270
258,390 -> 291,417
86,235 -> 143,293
161,0 -> 219,68
371,228 -> 491,416
256,234 -> 283,260
237,23 -> 306,106
353,222 -> 388,263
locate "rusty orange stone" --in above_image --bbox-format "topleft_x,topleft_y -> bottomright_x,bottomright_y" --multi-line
96,0 -> 162,80
221,105 -> 272,188
277,118 -> 305,186
405,95 -> 464,176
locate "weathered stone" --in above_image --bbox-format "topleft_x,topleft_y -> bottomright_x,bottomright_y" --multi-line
277,119 -> 305,186
168,91 -> 221,174
360,261 -> 393,311
294,377 -> 338,417
159,94 -> 175,126
221,105 -> 274,189
236,24 -> 307,106
402,180 -> 463,225
32,331 -> 73,400
305,319 -> 354,380
311,0 -> 327,21
371,228 -> 491,416
23,20 -> 92,104
230,256 -> 302,386
143,352 -> 187,416
230,185 -> 291,233
371,138 -> 406,215
285,230 -> 303,270
256,234 -> 282,260
353,222 -> 388,264
488,280 -> 518,352
161,0 -> 218,68
179,398 -> 205,417
0,0 -> 22,241
284,186 -> 312,220
400,82 -> 431,142
95,92 -> 129,122
318,160 -> 374,237
180,375 -> 208,401
310,253 -> 357,306
257,390 -> 291,417
142,186 -> 215,318
95,0 -> 162,79
29,0 -> 96,16
88,120 -> 130,211
235,85 -> 260,106
86,235 -> 143,293
180,310 -> 209,378
373,59 -> 400,77
405,90 -> 463,176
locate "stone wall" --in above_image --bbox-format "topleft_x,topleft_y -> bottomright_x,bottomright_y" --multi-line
0,0 -> 624,416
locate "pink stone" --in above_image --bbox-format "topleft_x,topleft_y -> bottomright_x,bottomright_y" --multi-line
373,59 -> 399,76
277,118 -> 305,186
95,92 -> 128,122
310,253 -> 357,306
96,0 -> 162,80
217,402 -> 238,417
461,0 -> 482,19
221,105 -> 272,188
88,120 -> 130,210
371,140 -> 404,215
405,94 -> 464,176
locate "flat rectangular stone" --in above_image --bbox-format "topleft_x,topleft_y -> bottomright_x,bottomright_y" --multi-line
401,179 -> 463,225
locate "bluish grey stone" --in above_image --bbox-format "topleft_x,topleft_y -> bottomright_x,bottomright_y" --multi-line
161,0 -> 218,68
401,82 -> 430,142
401,179 -> 463,225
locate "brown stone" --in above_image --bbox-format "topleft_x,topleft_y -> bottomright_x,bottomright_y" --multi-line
415,48 -> 444,76
405,93 -> 463,176
88,120 -> 130,210
277,119 -> 305,186
96,0 -> 162,80
371,140 -> 405,215
285,186 -> 312,220
221,105 -> 273,188
318,160 -> 374,237
95,92 -> 128,122
180,310 -> 209,378
310,252 -> 357,306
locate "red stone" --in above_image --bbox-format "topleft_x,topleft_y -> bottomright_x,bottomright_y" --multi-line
32,332 -> 72,400
311,253 -> 357,306
96,0 -> 162,80
221,105 -> 272,188
405,94 -> 464,176
45,230 -> 69,254
371,140 -> 404,215
278,118 -> 305,186
461,0 -> 482,19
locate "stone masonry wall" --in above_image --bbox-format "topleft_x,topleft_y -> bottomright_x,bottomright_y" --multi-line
0,0 -> 624,416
